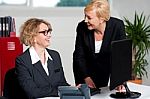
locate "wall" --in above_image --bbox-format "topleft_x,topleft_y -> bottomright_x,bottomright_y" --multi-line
111,0 -> 150,86
0,0 -> 150,86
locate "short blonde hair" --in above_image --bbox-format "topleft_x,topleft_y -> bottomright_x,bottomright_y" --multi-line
19,18 -> 52,46
84,0 -> 110,21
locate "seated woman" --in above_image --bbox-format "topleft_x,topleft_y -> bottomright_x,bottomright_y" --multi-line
15,18 -> 69,98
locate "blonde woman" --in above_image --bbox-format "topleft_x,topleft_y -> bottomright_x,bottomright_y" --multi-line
16,18 -> 69,98
73,0 -> 126,91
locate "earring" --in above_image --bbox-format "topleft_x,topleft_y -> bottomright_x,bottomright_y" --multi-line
34,39 -> 36,43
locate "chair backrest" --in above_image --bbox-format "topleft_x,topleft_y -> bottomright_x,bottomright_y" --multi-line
3,68 -> 27,99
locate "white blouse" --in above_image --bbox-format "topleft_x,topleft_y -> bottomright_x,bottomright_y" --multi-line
29,46 -> 52,75
95,40 -> 102,53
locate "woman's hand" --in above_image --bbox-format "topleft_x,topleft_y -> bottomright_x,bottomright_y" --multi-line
84,77 -> 96,88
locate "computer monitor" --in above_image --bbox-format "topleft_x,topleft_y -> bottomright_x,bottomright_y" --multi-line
109,39 -> 141,98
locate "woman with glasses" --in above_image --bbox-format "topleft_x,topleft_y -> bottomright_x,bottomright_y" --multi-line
15,18 -> 69,98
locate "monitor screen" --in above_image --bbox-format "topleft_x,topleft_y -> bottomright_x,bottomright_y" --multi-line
109,39 -> 132,90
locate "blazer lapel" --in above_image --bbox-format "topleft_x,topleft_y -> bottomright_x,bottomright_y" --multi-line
34,61 -> 50,82
47,59 -> 54,77
87,30 -> 95,53
100,21 -> 112,53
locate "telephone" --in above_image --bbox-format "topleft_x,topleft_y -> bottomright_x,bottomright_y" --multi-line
58,84 -> 90,99
58,84 -> 101,99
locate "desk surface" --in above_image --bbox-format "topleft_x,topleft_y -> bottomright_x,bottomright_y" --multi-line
38,82 -> 150,99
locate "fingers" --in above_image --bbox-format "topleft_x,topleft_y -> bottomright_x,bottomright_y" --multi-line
115,85 -> 125,92
84,77 -> 96,88
76,84 -> 81,88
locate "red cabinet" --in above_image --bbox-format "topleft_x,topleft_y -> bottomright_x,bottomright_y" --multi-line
0,37 -> 23,95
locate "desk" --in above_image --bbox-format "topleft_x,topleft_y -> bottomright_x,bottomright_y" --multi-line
38,82 -> 150,99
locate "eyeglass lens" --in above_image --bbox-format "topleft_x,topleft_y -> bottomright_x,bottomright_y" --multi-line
39,29 -> 52,36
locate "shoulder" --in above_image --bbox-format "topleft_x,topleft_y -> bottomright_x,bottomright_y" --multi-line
78,20 -> 86,25
107,17 -> 124,29
77,20 -> 87,29
16,49 -> 30,59
15,49 -> 31,66
46,48 -> 60,56
108,17 -> 124,24
46,49 -> 62,62
76,20 -> 89,35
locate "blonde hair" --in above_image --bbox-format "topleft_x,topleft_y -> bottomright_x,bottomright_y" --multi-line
19,18 -> 51,46
84,0 -> 110,21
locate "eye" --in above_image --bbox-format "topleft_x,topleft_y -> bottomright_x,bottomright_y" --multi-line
88,16 -> 92,20
47,29 -> 52,33
38,29 -> 52,36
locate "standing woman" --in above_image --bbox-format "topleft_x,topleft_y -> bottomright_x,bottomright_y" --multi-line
15,18 -> 69,99
73,0 -> 126,89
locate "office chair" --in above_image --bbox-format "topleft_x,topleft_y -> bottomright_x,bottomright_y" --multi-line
0,96 -> 7,99
3,68 -> 28,99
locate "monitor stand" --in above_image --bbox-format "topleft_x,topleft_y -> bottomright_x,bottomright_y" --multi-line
110,82 -> 141,98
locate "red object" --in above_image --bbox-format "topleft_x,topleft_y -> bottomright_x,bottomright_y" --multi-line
10,32 -> 16,37
0,37 -> 23,96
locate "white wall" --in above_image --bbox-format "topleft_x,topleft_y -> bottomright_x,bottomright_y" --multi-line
0,0 -> 150,86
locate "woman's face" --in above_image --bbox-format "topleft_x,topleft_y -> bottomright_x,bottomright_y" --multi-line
34,23 -> 51,48
84,9 -> 103,30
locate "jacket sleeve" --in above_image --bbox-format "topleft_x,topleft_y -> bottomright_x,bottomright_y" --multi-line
50,50 -> 70,87
73,21 -> 89,85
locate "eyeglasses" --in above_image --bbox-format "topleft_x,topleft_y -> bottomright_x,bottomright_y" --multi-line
38,29 -> 52,36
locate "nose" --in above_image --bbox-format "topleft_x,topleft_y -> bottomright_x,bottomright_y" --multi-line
47,32 -> 51,37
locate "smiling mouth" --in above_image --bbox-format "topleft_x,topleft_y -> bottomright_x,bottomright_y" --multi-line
87,24 -> 92,27
46,39 -> 50,42
86,22 -> 91,26
87,23 -> 90,26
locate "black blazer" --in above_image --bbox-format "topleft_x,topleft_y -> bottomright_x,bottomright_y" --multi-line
73,17 -> 126,88
15,48 -> 69,99
3,68 -> 28,99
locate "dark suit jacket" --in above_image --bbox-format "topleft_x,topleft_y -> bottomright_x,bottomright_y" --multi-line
3,68 -> 28,99
73,17 -> 126,88
15,48 -> 69,99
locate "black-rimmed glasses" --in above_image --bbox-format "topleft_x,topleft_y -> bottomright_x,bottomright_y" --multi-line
38,29 -> 52,36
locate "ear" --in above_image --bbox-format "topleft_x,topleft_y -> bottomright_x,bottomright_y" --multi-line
33,37 -> 37,43
99,17 -> 105,24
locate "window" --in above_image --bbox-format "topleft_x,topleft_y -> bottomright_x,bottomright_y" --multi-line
0,0 -> 112,7
0,0 -> 91,7
0,0 -> 27,5
56,0 -> 90,7
32,0 -> 60,7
